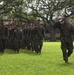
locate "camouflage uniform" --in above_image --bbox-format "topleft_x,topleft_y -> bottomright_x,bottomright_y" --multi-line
0,21 -> 8,53
8,27 -> 13,49
22,26 -> 26,49
34,24 -> 45,53
23,25 -> 29,49
26,25 -> 31,50
53,21 -> 74,63
30,24 -> 35,51
12,27 -> 22,53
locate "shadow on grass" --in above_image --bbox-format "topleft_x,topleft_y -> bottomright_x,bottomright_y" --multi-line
4,49 -> 17,54
20,49 -> 41,56
58,62 -> 74,67
0,52 -> 4,55
4,49 -> 41,56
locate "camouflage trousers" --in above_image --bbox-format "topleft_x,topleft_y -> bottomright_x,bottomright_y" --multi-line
61,41 -> 73,61
33,39 -> 43,53
0,39 -> 5,53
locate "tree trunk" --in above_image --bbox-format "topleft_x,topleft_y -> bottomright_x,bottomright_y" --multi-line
49,19 -> 56,41
49,27 -> 56,41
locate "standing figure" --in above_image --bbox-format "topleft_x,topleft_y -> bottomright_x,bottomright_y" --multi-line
12,26 -> 22,53
0,20 -> 8,53
53,16 -> 74,63
34,20 -> 45,54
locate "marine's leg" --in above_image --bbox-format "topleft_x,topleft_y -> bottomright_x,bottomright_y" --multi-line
61,42 -> 68,63
67,42 -> 73,57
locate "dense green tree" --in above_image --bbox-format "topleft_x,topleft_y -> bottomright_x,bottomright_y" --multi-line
0,0 -> 74,41
26,0 -> 74,41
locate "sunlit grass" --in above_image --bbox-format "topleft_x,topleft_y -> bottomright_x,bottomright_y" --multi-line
0,42 -> 74,75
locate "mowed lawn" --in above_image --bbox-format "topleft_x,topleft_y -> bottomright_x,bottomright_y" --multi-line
0,42 -> 74,75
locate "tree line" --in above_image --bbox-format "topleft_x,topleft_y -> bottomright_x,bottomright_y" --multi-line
0,0 -> 74,41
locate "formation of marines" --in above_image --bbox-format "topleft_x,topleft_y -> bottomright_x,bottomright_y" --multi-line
0,15 -> 74,63
0,20 -> 45,54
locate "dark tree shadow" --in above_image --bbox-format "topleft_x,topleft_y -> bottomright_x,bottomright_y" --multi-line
20,49 -> 41,56
0,52 -> 4,55
0,48 -> 41,55
58,61 -> 74,67
4,49 -> 17,54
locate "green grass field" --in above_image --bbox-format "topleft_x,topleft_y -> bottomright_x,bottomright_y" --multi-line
0,42 -> 74,75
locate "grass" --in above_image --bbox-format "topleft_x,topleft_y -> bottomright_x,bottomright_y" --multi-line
0,42 -> 74,75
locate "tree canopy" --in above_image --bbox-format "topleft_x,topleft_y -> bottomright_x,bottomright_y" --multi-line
0,0 -> 74,21
0,0 -> 74,41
